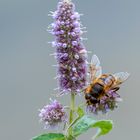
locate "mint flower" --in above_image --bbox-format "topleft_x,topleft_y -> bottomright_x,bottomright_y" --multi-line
39,99 -> 67,129
49,0 -> 87,94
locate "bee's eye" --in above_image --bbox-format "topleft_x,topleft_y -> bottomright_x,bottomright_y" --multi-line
92,83 -> 104,94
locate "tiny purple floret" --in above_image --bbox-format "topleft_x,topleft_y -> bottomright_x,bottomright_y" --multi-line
39,99 -> 67,129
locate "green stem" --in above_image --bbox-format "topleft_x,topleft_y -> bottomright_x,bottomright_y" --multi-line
69,93 -> 75,124
67,93 -> 75,139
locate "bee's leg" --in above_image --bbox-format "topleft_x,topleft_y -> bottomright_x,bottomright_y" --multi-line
86,100 -> 91,105
112,87 -> 120,92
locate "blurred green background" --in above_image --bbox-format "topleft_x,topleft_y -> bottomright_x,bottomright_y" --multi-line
0,0 -> 139,139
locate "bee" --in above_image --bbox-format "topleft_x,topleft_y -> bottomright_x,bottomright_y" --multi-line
85,55 -> 130,105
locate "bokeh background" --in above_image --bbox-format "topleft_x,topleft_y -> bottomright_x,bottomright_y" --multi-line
0,0 -> 139,140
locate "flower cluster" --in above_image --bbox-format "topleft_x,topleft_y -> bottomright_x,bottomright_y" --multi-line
49,0 -> 87,94
87,90 -> 122,114
39,99 -> 67,128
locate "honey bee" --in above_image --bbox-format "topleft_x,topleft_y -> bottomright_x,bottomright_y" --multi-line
85,55 -> 130,105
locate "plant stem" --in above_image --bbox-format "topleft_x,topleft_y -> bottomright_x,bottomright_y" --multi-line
69,93 -> 75,124
67,93 -> 75,139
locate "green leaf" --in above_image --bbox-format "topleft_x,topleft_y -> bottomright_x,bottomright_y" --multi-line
32,133 -> 66,140
66,135 -> 76,140
71,115 -> 113,139
92,120 -> 113,139
77,107 -> 84,117
71,115 -> 96,137
67,107 -> 85,131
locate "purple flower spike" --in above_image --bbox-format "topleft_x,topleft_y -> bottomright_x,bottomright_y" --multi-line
39,99 -> 67,129
87,90 -> 122,114
49,0 -> 87,94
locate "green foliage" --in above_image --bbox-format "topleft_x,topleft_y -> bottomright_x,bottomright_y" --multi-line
92,120 -> 113,139
32,107 -> 113,140
71,115 -> 113,139
77,107 -> 84,117
32,133 -> 66,140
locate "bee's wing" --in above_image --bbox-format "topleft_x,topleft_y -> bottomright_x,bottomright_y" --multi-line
90,55 -> 102,81
113,72 -> 130,85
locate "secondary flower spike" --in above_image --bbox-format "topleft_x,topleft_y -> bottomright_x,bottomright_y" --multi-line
39,99 -> 67,129
49,0 -> 87,94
